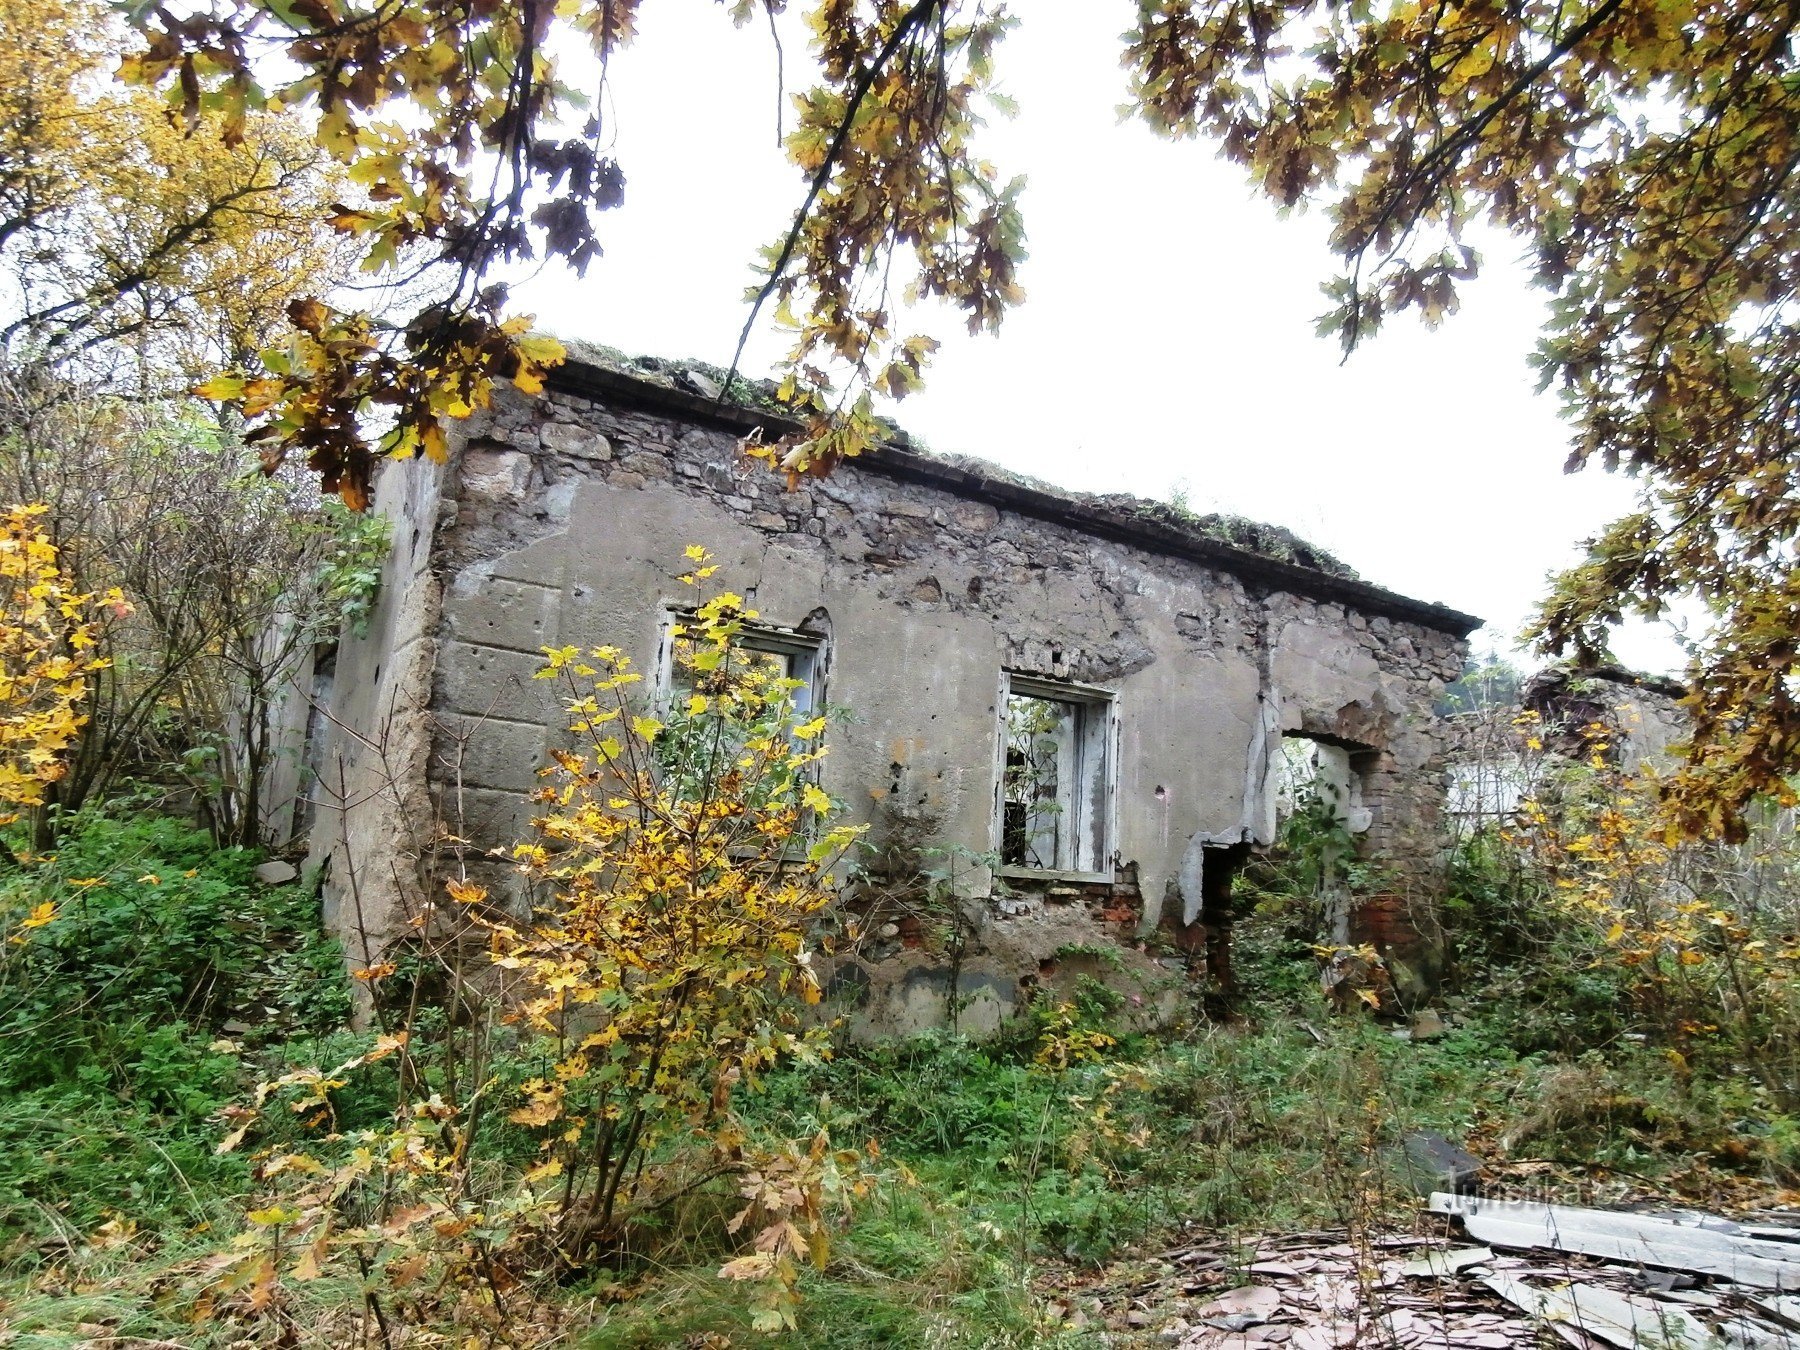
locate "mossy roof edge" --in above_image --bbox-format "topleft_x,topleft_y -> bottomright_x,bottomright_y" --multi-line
546,342 -> 1484,638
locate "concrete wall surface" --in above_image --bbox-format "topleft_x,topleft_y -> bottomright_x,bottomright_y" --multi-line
291,356 -> 1475,1035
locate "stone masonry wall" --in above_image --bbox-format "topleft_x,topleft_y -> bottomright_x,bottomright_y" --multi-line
298,360 -> 1471,1035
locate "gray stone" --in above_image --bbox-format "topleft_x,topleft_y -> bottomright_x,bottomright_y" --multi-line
444,785 -> 538,847
1399,1129 -> 1481,1196
540,421 -> 613,461
462,447 -> 530,499
682,369 -> 723,400
433,714 -> 551,793
436,641 -> 563,723
254,860 -> 299,885
952,502 -> 1000,531
1410,1007 -> 1448,1040
617,453 -> 668,480
444,577 -> 560,652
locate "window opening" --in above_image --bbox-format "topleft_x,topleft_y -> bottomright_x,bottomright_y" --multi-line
660,611 -> 823,715
1274,736 -> 1370,834
655,610 -> 826,803
1446,757 -> 1532,834
998,674 -> 1114,877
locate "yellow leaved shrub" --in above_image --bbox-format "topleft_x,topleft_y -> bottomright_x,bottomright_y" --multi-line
0,504 -> 124,832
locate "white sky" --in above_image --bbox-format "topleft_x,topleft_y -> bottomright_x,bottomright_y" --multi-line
512,4 -> 1682,674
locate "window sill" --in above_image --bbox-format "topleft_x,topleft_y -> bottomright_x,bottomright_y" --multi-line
997,864 -> 1116,886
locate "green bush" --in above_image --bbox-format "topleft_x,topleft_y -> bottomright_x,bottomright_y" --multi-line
760,1033 -> 1054,1157
0,812 -> 350,1090
1440,825 -> 1633,1054
0,809 -> 353,1252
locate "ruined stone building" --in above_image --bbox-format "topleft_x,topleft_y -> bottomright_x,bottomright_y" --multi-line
269,347 -> 1480,1034
1444,663 -> 1689,836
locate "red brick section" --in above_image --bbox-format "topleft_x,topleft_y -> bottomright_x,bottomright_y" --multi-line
1349,892 -> 1433,972
1154,844 -> 1250,1000
1089,868 -> 1142,929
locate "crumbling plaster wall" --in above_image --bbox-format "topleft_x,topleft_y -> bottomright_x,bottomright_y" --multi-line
298,368 -> 1469,1034
302,444 -> 448,976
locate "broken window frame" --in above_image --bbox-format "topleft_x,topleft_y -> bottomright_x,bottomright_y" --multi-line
993,671 -> 1119,883
653,606 -> 831,864
654,606 -> 827,717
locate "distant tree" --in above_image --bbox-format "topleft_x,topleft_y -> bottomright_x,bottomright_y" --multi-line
121,0 -> 1800,830
0,0 -> 353,393
1441,655 -> 1525,717
0,397 -> 354,847
1113,0 -> 1800,836
1,0 -> 371,843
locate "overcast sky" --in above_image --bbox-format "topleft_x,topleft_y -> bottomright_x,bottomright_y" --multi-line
511,4 -> 1680,674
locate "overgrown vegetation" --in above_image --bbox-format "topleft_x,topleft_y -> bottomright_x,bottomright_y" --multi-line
0,809 -> 348,1252
0,402 -> 392,849
6,539 -> 1800,1345
10,773 -> 1800,1344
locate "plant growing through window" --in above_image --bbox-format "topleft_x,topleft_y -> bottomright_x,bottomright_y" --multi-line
1004,695 -> 1072,869
207,547 -> 872,1336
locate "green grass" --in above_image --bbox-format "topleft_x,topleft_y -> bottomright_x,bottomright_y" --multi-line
578,1177 -> 1077,1348
571,1001 -> 1789,1345
0,808 -> 348,1259
0,1003 -> 1779,1346
2,809 -> 1795,1345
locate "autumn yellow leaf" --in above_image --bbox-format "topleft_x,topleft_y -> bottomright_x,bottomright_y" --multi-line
718,1252 -> 776,1281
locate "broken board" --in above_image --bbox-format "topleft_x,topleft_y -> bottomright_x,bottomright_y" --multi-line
1432,1194 -> 1800,1291
1482,1272 -> 1724,1349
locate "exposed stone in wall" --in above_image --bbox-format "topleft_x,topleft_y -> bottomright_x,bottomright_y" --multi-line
293,356 -> 1476,1037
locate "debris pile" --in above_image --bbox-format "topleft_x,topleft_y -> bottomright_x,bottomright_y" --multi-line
1075,1195 -> 1800,1347
1434,1193 -> 1800,1347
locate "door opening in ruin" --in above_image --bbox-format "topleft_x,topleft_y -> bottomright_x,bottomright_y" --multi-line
1274,733 -> 1377,945
996,673 -> 1116,878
